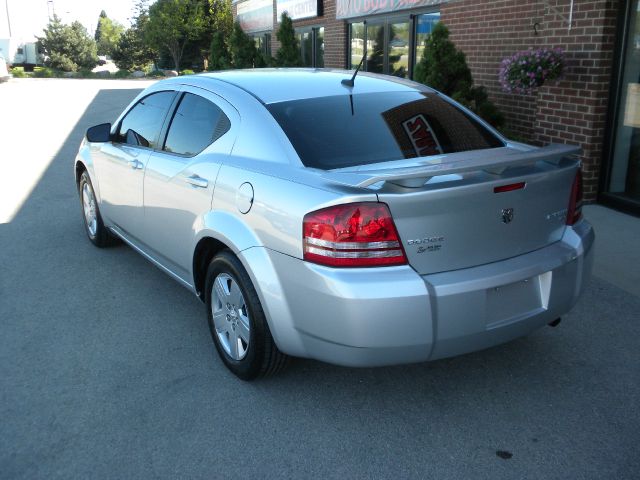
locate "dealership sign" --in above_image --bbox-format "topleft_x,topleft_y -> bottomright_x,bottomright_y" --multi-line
336,0 -> 447,19
237,0 -> 274,33
277,0 -> 322,21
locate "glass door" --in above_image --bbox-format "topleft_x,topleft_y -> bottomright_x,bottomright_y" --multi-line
607,0 -> 640,206
388,21 -> 410,78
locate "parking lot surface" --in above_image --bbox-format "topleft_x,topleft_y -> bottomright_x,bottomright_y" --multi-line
1,79 -> 639,479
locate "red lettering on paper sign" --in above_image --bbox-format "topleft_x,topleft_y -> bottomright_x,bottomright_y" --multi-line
402,114 -> 443,157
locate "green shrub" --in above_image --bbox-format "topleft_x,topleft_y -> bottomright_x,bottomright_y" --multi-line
146,70 -> 166,78
77,69 -> 95,78
114,69 -> 130,78
414,23 -> 504,129
10,66 -> 26,78
180,69 -> 195,75
33,67 -> 58,78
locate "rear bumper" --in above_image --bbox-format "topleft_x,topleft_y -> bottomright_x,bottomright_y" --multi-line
244,220 -> 594,367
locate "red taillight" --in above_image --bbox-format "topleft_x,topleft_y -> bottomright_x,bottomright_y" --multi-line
566,170 -> 583,225
303,202 -> 407,267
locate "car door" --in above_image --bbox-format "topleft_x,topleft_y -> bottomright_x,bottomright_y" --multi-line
141,87 -> 239,281
93,90 -> 176,239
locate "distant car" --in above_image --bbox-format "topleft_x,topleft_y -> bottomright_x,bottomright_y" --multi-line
97,55 -> 107,66
75,69 -> 594,380
0,56 -> 11,82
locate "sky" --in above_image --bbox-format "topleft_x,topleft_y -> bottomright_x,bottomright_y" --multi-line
0,0 -> 150,42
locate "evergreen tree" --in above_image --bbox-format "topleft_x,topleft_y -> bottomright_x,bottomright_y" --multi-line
112,1 -> 155,71
209,30 -> 231,70
275,12 -> 301,67
414,22 -> 504,128
229,21 -> 256,68
94,10 -> 107,41
38,15 -> 98,71
197,0 -> 233,69
94,11 -> 124,57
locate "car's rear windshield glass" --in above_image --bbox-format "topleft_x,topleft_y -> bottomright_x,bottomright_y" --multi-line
266,91 -> 505,169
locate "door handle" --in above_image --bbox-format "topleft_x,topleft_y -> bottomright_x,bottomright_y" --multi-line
185,175 -> 208,188
128,159 -> 143,170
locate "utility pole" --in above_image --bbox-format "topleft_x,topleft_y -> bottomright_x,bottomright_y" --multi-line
47,0 -> 55,20
5,0 -> 12,37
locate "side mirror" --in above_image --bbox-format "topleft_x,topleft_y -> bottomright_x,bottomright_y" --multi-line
86,123 -> 112,143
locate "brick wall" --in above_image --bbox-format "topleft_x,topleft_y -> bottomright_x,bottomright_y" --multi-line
441,0 -> 619,201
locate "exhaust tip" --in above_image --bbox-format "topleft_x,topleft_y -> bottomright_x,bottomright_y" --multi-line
548,318 -> 561,328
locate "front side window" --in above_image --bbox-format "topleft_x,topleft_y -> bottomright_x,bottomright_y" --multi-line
117,91 -> 175,148
267,91 -> 504,170
163,93 -> 230,156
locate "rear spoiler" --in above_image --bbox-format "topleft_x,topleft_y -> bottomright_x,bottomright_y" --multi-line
324,144 -> 581,188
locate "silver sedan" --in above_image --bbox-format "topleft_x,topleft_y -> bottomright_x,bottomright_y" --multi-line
75,70 -> 594,380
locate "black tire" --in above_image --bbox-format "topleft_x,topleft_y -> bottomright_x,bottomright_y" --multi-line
78,171 -> 117,247
205,250 -> 288,380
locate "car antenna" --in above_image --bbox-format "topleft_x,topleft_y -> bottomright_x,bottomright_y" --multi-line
342,35 -> 367,88
341,55 -> 364,88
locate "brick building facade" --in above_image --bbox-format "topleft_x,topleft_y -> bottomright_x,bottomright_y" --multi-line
233,0 -> 638,214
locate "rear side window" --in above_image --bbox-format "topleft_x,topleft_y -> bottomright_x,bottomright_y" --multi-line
117,91 -> 175,149
163,93 -> 231,156
267,91 -> 504,169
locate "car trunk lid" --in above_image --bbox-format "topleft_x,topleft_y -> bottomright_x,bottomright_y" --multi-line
322,144 -> 580,275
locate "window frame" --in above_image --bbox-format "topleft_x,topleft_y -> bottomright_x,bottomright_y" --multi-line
346,8 -> 440,80
113,90 -> 178,151
294,25 -> 325,68
252,31 -> 272,58
159,92 -> 232,159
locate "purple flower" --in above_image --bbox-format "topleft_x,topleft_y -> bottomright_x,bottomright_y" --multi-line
499,47 -> 564,94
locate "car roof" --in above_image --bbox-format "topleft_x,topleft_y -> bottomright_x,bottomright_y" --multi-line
179,69 -> 433,105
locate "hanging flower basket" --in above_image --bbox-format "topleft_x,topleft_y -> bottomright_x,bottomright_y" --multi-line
499,48 -> 564,94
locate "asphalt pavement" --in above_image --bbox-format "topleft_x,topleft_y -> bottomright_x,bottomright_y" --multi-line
1,79 -> 639,479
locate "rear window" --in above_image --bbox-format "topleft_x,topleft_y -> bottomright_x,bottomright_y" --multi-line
266,91 -> 504,169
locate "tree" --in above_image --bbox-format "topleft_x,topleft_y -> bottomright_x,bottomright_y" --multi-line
38,15 -> 98,71
111,1 -> 155,71
275,12 -> 302,67
209,30 -> 231,70
414,22 -> 504,128
229,21 -> 256,68
145,0 -> 204,71
94,10 -> 107,41
196,0 -> 233,69
94,11 -> 124,57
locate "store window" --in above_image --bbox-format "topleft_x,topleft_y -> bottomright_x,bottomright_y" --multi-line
415,13 -> 440,67
253,33 -> 271,57
295,27 -> 324,67
349,12 -> 440,79
605,0 -> 640,209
